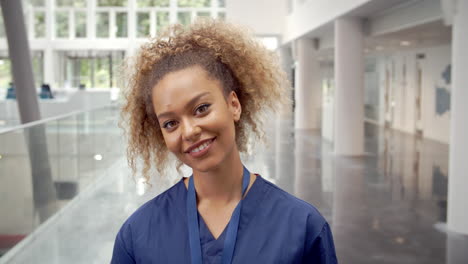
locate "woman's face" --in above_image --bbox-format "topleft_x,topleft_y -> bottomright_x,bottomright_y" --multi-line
152,66 -> 241,172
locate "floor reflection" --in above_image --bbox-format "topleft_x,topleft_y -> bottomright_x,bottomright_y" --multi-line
261,120 -> 467,264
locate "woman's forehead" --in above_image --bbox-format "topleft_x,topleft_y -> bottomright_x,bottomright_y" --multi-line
152,66 -> 223,112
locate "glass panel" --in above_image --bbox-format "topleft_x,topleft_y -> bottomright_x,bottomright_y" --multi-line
0,58 -> 12,89
115,12 -> 128,38
56,11 -> 69,38
34,11 -> 46,38
97,0 -> 128,6
197,11 -> 211,18
177,0 -> 210,7
56,0 -> 87,7
217,0 -> 225,7
75,11 -> 87,38
156,12 -> 169,34
96,12 -> 110,38
177,12 -> 191,26
136,12 -> 150,38
137,0 -> 170,7
0,106 -> 125,257
29,0 -> 45,7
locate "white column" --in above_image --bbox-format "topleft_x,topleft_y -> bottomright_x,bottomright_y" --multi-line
447,0 -> 468,235
294,38 -> 321,130
333,18 -> 364,156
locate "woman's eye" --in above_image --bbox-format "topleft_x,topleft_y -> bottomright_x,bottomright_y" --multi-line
163,120 -> 177,129
195,104 -> 210,115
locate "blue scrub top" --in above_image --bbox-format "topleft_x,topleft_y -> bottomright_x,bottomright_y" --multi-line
111,176 -> 338,263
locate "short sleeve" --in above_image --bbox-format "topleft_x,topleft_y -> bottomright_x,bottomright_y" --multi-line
111,222 -> 136,264
304,222 -> 338,263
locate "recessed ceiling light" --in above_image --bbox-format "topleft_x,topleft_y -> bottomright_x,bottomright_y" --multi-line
94,154 -> 103,161
400,41 -> 411,46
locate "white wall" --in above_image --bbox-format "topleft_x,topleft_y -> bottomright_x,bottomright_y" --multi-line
378,45 -> 451,144
226,0 -> 287,36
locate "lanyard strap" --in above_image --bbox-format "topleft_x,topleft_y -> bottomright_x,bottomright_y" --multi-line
187,166 -> 251,264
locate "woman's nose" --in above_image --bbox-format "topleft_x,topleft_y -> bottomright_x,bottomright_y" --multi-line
181,119 -> 202,142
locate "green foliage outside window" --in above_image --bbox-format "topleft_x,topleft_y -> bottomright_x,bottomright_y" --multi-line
116,12 -> 128,38
75,11 -> 87,38
137,0 -> 170,7
0,59 -> 11,89
177,0 -> 210,8
196,12 -> 211,18
156,12 -> 169,34
177,12 -> 191,26
56,0 -> 86,7
96,12 -> 110,38
29,0 -> 45,7
56,11 -> 69,38
34,11 -> 46,38
98,0 -> 128,6
137,12 -> 150,38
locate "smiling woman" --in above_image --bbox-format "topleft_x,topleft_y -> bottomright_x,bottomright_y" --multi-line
114,19 -> 338,263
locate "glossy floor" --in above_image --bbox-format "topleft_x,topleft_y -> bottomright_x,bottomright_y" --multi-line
1,110 -> 467,263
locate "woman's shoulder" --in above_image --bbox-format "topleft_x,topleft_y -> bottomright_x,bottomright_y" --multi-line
257,176 -> 327,227
124,179 -> 186,227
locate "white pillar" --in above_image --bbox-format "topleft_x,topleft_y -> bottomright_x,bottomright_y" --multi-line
294,38 -> 321,130
333,18 -> 364,156
447,0 -> 468,235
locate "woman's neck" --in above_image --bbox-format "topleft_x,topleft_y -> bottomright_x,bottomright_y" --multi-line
192,150 -> 244,205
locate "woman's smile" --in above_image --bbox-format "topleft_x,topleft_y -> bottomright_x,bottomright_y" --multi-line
185,137 -> 216,158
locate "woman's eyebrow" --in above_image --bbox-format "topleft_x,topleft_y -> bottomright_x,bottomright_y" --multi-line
156,92 -> 211,120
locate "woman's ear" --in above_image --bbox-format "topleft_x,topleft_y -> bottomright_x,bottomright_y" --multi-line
228,91 -> 242,122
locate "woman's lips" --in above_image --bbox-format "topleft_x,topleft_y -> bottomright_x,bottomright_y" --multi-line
186,137 -> 215,158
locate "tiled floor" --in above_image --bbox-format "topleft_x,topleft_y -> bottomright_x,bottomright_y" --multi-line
1,109 -> 468,263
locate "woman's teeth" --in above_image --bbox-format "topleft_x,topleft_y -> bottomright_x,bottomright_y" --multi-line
191,140 -> 211,153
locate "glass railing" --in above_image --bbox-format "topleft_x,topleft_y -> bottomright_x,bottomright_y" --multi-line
0,105 -> 124,260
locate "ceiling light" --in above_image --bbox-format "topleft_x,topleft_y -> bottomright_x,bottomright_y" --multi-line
94,154 -> 103,161
400,41 -> 411,46
0,60 -> 4,65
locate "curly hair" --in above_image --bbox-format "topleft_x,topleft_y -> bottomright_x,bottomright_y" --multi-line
120,19 -> 290,181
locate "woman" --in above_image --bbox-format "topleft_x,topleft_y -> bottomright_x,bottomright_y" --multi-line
112,20 -> 337,263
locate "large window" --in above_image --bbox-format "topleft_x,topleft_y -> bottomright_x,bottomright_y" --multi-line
0,52 -> 43,89
60,51 -> 125,89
